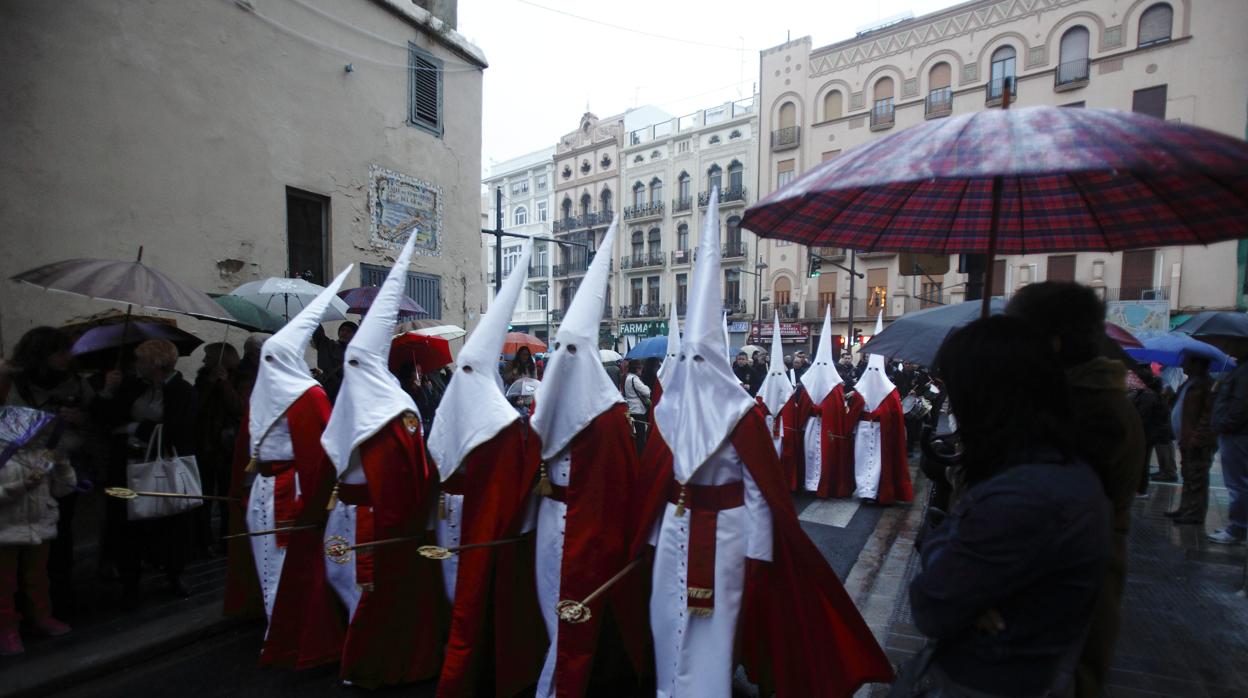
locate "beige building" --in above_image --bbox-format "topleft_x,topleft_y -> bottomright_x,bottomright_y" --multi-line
755,0 -> 1248,352
1,0 -> 486,355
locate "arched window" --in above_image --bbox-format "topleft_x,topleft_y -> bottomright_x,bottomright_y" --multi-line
778,101 -> 797,128
632,182 -> 645,208
649,177 -> 663,205
726,215 -> 742,254
561,197 -> 572,220
579,193 -> 592,218
727,161 -> 744,193
1139,3 -> 1173,46
631,230 -> 644,259
1058,27 -> 1090,85
648,228 -> 662,256
823,90 -> 843,120
678,172 -> 691,202
600,187 -> 612,214
927,62 -> 952,115
773,276 -> 792,306
513,206 -> 527,226
707,165 -> 722,195
989,46 -> 1017,100
677,223 -> 689,251
872,77 -> 895,127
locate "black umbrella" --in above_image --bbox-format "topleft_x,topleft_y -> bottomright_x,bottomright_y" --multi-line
1173,310 -> 1248,357
862,299 -> 1007,367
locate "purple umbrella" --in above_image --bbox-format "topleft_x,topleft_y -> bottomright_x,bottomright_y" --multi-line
337,286 -> 426,318
71,320 -> 202,359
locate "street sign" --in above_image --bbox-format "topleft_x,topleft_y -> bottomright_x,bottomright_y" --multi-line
748,322 -> 810,343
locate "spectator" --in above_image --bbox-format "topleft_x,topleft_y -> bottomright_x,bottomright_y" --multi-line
506,346 -> 536,387
641,357 -> 661,392
622,360 -> 652,457
1165,355 -> 1218,525
0,405 -> 78,655
95,339 -> 198,607
906,315 -> 1110,697
748,350 -> 767,396
1006,282 -> 1144,697
1127,371 -> 1177,491
233,333 -> 267,404
732,351 -> 752,388
0,327 -> 95,621
397,362 -> 438,432
311,321 -> 356,402
1209,341 -> 1248,545
793,351 -> 809,382
603,358 -> 622,392
194,343 -> 244,550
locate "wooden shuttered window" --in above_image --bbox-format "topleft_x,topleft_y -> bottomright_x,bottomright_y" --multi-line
408,43 -> 442,136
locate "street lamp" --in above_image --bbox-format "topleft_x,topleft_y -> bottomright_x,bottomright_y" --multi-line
730,257 -> 770,341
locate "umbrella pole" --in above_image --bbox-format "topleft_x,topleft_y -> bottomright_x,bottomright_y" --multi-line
981,175 -> 1004,319
116,304 -> 134,371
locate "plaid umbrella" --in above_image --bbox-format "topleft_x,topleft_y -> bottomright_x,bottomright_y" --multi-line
338,286 -> 426,319
742,106 -> 1248,316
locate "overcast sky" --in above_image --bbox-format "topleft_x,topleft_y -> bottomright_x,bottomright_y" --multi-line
459,0 -> 961,172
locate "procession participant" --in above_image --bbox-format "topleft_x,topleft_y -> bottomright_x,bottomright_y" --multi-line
850,312 -> 913,505
794,307 -> 855,497
427,241 -> 546,698
244,265 -> 351,669
650,303 -> 681,407
754,312 -> 801,490
530,219 -> 647,697
321,233 -> 443,688
634,189 -> 892,697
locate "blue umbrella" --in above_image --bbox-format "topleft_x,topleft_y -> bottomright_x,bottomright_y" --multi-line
1126,332 -> 1236,371
625,336 -> 668,359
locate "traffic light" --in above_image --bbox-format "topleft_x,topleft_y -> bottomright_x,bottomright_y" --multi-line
852,329 -> 863,347
808,253 -> 822,278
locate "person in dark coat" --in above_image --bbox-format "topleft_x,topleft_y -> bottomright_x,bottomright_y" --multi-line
1128,371 -> 1177,488
1164,355 -> 1217,524
1210,344 -> 1248,544
1006,282 -> 1145,698
95,340 -> 198,607
193,343 -> 244,549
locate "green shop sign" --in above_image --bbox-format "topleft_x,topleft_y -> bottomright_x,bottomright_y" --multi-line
618,321 -> 668,337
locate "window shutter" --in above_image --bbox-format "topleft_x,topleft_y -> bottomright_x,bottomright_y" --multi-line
409,44 -> 442,135
1139,5 -> 1173,45
929,63 -> 951,90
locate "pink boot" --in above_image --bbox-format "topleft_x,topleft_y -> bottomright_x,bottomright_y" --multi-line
0,627 -> 23,656
28,617 -> 71,637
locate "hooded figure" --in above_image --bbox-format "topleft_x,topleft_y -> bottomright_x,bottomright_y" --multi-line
849,312 -> 913,504
529,218 -> 647,697
632,189 -> 891,697
429,241 -> 546,698
755,313 -> 803,488
794,307 -> 856,498
651,303 -> 681,406
321,233 -> 443,688
243,265 -> 351,669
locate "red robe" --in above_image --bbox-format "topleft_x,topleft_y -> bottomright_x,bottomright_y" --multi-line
340,417 -> 445,688
224,413 -> 263,620
794,386 -> 856,498
541,405 -> 650,697
631,406 -> 893,697
257,387 -> 346,669
847,391 -> 913,505
437,421 -> 546,698
756,394 -> 803,492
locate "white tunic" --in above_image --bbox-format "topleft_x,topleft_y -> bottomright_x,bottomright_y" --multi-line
323,451 -> 367,619
534,450 -> 573,697
432,492 -> 464,604
648,441 -> 772,697
853,422 -> 883,500
762,414 -> 783,457
245,416 -> 296,625
802,416 -> 823,492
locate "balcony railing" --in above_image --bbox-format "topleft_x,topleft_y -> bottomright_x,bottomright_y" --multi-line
699,187 -> 746,207
552,210 -> 613,233
623,201 -> 664,220
551,307 -> 566,322
925,87 -> 952,118
671,249 -> 693,266
760,302 -> 801,321
723,241 -> 747,259
1098,286 -> 1170,303
723,299 -> 747,316
986,76 -> 1017,103
552,261 -> 590,277
619,303 -> 667,319
620,251 -> 666,270
673,196 -> 693,213
770,125 -> 800,150
488,264 -> 549,284
1055,58 -> 1089,88
870,100 -> 895,129
803,300 -> 840,320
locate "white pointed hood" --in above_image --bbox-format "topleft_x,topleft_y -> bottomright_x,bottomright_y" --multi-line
722,311 -> 731,361
656,302 -> 681,387
428,242 -> 530,480
321,233 -> 420,476
800,305 -> 843,406
532,218 -> 624,460
757,312 -> 794,416
249,265 -> 353,456
653,188 -> 754,483
857,311 -> 896,412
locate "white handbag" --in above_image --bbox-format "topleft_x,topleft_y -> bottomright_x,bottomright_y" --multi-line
125,424 -> 203,521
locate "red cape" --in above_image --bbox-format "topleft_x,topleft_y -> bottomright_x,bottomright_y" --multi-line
631,406 -> 893,697
436,420 -> 546,698
847,391 -> 913,505
341,416 -> 445,688
547,404 -> 650,697
258,387 -> 346,669
794,385 -> 856,498
224,412 -> 263,620
756,393 -> 803,492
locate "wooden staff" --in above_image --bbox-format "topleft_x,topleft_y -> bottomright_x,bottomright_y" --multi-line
104,486 -> 238,503
324,534 -> 527,563
222,523 -> 320,540
555,557 -> 645,624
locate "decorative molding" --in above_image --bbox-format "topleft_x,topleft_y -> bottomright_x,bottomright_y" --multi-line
1102,24 -> 1124,49
902,77 -> 919,97
1097,57 -> 1124,74
850,91 -> 865,110
1026,46 -> 1048,68
808,0 -> 1084,77
848,116 -> 866,130
960,63 -> 979,84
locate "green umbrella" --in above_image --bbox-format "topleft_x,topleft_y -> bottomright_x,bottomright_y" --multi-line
211,294 -> 287,332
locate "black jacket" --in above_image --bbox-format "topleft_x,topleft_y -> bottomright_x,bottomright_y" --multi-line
1213,361 -> 1248,436
95,373 -> 198,457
